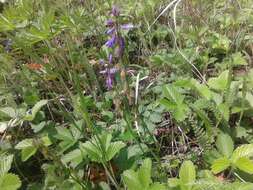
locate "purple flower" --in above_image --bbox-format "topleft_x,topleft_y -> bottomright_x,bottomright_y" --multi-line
114,37 -> 125,57
106,75 -> 113,89
100,67 -> 118,74
106,19 -> 114,27
105,34 -> 116,48
99,59 -> 105,65
111,5 -> 120,17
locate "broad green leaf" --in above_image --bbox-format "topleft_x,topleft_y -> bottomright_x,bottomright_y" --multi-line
211,157 -> 230,174
149,182 -> 166,190
24,99 -> 48,121
15,138 -> 34,149
0,154 -> 13,175
0,173 -> 21,190
81,141 -> 102,162
168,178 -> 180,187
235,157 -> 253,174
61,149 -> 83,168
232,52 -> 247,66
138,159 -> 152,189
0,107 -> 16,118
106,141 -> 125,161
191,79 -> 212,100
163,85 -> 184,104
179,160 -> 196,190
218,103 -> 230,121
21,147 -> 37,162
232,144 -> 253,163
41,136 -> 52,147
55,127 -> 74,141
208,70 -> 229,91
123,170 -> 142,190
216,133 -> 234,157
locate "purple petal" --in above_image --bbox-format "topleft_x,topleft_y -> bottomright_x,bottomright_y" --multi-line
100,67 -> 118,75
106,75 -> 113,89
108,54 -> 113,64
105,35 -> 116,48
106,27 -> 115,35
115,37 -> 125,57
106,19 -> 114,27
99,59 -> 105,65
121,23 -> 134,30
111,5 -> 120,17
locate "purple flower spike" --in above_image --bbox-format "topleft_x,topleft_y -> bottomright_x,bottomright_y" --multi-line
112,5 -> 120,17
115,37 -> 125,57
105,34 -> 116,48
106,75 -> 113,89
100,67 -> 118,75
109,54 -> 113,64
121,23 -> 134,30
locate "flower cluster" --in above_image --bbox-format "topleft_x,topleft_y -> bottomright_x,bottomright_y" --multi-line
100,6 -> 133,90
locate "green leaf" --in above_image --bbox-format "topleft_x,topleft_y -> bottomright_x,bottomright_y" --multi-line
15,139 -> 37,161
163,85 -> 184,105
81,140 -> 102,162
232,144 -> 253,163
235,157 -> 253,174
21,147 -> 37,162
179,160 -> 196,190
208,70 -> 229,91
138,159 -> 152,189
211,157 -> 230,174
149,183 -> 166,190
232,52 -> 247,66
0,154 -> 13,175
216,133 -> 234,157
61,149 -> 83,168
123,170 -> 142,190
106,141 -> 125,161
0,173 -> 21,190
15,139 -> 34,149
24,99 -> 48,121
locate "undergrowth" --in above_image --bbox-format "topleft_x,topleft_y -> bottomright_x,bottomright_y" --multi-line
0,0 -> 253,189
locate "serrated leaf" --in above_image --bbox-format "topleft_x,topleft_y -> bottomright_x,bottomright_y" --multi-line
81,141 -> 102,162
106,141 -> 125,161
21,147 -> 37,161
208,70 -> 229,91
232,52 -> 247,66
138,159 -> 152,189
0,154 -> 13,175
216,133 -> 234,157
61,149 -> 83,168
15,138 -> 34,149
24,99 -> 48,121
231,144 -> 253,163
122,170 -> 142,190
0,107 -> 16,118
179,160 -> 196,190
149,182 -> 166,190
235,157 -> 253,174
211,157 -> 230,174
0,173 -> 21,190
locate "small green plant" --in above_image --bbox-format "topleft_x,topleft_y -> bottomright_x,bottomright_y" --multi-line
0,153 -> 21,190
122,158 -> 166,190
212,133 -> 253,175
